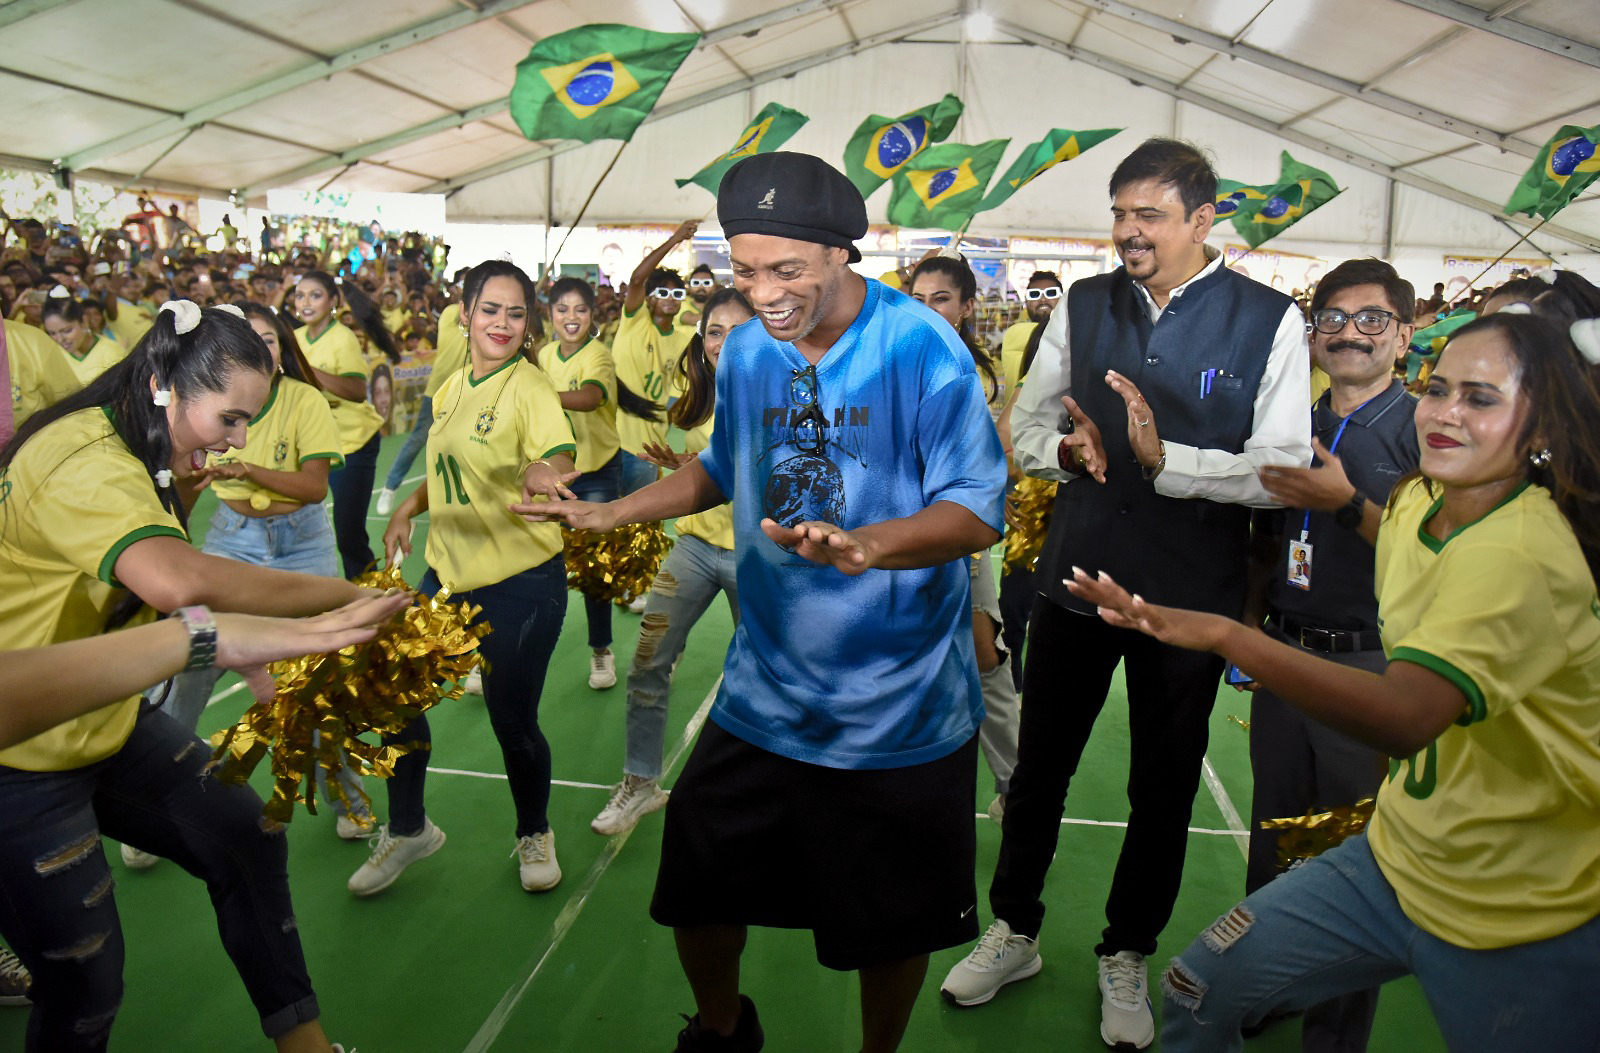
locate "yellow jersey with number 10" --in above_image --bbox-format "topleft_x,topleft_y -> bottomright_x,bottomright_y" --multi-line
424,358 -> 576,592
612,306 -> 693,455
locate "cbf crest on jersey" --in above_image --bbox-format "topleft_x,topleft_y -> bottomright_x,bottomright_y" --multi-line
474,408 -> 498,442
510,24 -> 700,144
842,94 -> 965,198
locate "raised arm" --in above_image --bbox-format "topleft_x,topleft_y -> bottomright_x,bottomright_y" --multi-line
622,220 -> 698,315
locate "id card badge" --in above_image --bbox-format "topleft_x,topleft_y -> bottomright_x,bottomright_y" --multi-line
1287,540 -> 1313,590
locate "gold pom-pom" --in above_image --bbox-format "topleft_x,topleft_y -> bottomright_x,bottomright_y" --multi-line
1002,476 -> 1058,575
1259,797 -> 1375,868
208,566 -> 488,823
562,521 -> 674,608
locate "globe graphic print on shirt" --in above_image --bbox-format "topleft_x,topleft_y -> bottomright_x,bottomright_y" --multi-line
764,452 -> 846,535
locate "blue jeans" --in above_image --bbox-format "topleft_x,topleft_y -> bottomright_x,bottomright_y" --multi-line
383,395 -> 431,492
1161,832 -> 1600,1052
624,535 -> 739,779
0,707 -> 319,1050
328,430 -> 379,579
568,451 -> 623,650
617,448 -> 659,496
160,500 -> 366,817
383,558 -> 568,838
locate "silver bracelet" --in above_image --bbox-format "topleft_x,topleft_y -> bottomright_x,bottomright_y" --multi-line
174,606 -> 218,672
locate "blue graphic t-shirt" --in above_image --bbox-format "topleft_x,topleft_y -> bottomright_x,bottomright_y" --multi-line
699,279 -> 1007,770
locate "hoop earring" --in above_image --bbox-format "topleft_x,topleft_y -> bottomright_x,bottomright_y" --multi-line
590,324 -> 601,340
1529,448 -> 1552,469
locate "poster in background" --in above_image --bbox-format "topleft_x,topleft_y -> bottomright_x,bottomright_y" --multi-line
1442,253 -> 1551,303
1224,243 -> 1328,295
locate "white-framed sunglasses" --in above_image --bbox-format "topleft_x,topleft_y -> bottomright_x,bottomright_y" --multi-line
688,277 -> 716,289
650,287 -> 687,300
1023,287 -> 1063,301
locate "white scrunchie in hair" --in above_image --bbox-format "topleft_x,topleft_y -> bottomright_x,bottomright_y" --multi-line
1535,267 -> 1560,285
160,298 -> 203,334
1498,302 -> 1533,315
1572,318 -> 1600,366
213,304 -> 245,320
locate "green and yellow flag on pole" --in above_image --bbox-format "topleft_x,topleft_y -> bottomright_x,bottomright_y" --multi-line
1505,124 -> 1600,220
977,128 -> 1122,212
885,139 -> 1010,230
675,103 -> 810,193
1233,153 -> 1343,249
509,24 -> 700,143
842,94 -> 966,199
1212,178 -> 1275,222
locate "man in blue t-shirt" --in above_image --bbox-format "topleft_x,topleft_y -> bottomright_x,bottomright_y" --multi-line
519,152 -> 1007,1053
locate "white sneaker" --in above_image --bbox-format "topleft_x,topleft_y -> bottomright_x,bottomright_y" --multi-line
588,649 -> 617,689
347,820 -> 446,896
336,811 -> 376,841
1097,951 -> 1155,1050
120,843 -> 159,870
940,919 -> 1042,1006
514,830 -> 561,891
375,487 -> 396,515
590,775 -> 669,836
625,593 -> 648,614
0,946 -> 31,1006
462,667 -> 483,695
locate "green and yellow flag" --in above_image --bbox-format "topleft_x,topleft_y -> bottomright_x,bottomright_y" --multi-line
885,139 -> 1010,231
674,103 -> 810,194
1212,178 -> 1275,222
842,94 -> 965,199
978,128 -> 1122,212
1505,124 -> 1600,220
509,24 -> 700,143
1233,153 -> 1342,249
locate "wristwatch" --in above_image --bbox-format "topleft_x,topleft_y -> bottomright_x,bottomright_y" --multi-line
174,605 -> 219,671
1334,490 -> 1367,530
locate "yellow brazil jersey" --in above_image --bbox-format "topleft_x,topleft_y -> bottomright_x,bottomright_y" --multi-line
424,303 -> 468,400
998,321 -> 1037,396
673,412 -> 733,550
62,335 -> 127,386
7,318 -> 82,428
206,376 -> 343,505
537,339 -> 619,473
1369,479 -> 1600,949
0,407 -> 187,771
295,321 -> 383,455
424,358 -> 576,592
612,306 -> 693,454
107,298 -> 154,349
1310,364 -> 1331,404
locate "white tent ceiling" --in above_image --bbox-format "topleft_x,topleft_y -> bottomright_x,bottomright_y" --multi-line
4,0 -> 1598,259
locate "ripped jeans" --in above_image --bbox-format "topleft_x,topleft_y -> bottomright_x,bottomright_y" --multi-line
0,705 -> 318,1052
1161,832 -> 1600,1053
624,534 -> 739,780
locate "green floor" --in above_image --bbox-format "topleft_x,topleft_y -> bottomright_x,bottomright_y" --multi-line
0,434 -> 1446,1052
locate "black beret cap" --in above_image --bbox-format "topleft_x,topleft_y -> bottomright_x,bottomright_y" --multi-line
717,152 -> 868,263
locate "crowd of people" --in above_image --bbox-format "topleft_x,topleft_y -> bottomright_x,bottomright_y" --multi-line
1,137 -> 1597,1053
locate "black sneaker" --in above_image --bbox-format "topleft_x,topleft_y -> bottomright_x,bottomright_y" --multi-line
672,994 -> 764,1052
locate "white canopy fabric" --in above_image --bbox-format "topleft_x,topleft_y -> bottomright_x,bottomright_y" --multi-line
4,0 -> 1598,262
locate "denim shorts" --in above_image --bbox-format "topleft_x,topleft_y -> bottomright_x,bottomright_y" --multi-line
202,501 -> 339,577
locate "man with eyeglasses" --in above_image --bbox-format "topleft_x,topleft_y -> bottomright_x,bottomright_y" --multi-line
998,271 -> 1063,400
944,138 -> 1311,1050
518,151 -> 1006,1053
1239,257 -> 1419,1053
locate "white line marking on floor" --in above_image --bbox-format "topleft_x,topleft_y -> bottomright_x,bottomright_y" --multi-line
427,767 -> 610,792
464,678 -> 721,1053
976,813 -> 1245,837
1201,754 -> 1250,859
204,682 -> 245,709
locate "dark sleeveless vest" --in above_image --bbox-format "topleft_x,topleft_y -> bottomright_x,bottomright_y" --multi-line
1037,264 -> 1293,618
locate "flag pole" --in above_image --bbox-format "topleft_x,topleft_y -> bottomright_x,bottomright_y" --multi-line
1445,215 -> 1552,308
545,140 -> 630,276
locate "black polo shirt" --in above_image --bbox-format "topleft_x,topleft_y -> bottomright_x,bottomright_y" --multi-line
1266,379 -> 1419,631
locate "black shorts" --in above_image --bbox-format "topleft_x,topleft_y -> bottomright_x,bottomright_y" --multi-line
649,719 -> 980,971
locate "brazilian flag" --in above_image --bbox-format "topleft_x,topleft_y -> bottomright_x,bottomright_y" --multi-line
885,139 -> 1010,231
1213,178 -> 1274,221
1234,153 -> 1342,249
509,24 -> 700,143
978,128 -> 1122,212
675,103 -> 810,194
1505,124 -> 1600,220
842,94 -> 965,199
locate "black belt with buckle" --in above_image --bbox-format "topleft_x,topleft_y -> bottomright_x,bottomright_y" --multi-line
1267,611 -> 1384,654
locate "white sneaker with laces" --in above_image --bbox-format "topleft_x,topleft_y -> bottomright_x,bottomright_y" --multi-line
590,775 -> 669,836
375,488 -> 396,516
336,811 -> 376,841
347,820 -> 446,896
0,946 -> 31,1006
1097,951 -> 1155,1050
120,842 -> 159,870
940,919 -> 1042,1006
514,830 -> 561,891
462,667 -> 483,695
588,649 -> 617,690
